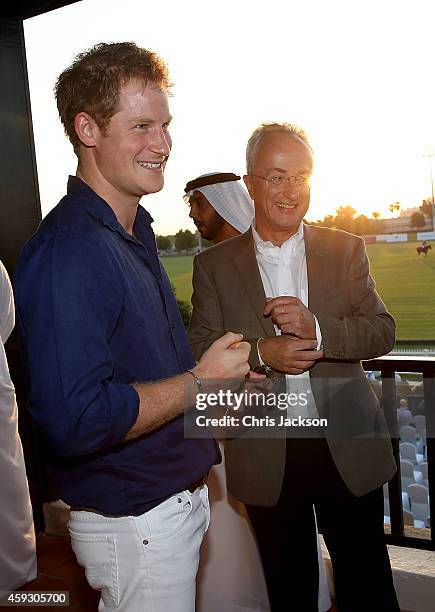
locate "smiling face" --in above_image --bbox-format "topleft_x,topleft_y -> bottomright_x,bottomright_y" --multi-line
91,78 -> 172,204
188,191 -> 225,240
244,132 -> 313,245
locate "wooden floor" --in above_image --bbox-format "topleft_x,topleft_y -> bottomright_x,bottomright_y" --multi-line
19,534 -> 99,611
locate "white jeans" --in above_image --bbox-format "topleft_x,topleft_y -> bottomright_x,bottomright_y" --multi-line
68,485 -> 210,612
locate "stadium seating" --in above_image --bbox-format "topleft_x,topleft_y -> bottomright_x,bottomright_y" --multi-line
408,484 -> 430,526
399,425 -> 424,454
420,462 -> 429,489
403,509 -> 426,529
400,459 -> 423,492
414,414 -> 426,435
400,441 -> 424,466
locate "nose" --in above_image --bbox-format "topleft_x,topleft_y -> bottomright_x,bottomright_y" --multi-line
283,177 -> 299,200
149,126 -> 171,157
189,202 -> 198,219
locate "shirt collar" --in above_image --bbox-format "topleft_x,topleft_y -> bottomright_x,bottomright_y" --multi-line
252,220 -> 305,260
67,176 -> 154,239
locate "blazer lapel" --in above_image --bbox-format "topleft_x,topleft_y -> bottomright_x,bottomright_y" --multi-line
233,229 -> 275,337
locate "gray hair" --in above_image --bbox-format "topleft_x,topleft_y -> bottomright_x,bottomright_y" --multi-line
246,122 -> 313,174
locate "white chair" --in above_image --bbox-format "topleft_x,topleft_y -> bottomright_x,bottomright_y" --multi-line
420,462 -> 429,489
403,509 -> 426,529
414,415 -> 426,436
384,482 -> 410,515
402,491 -> 411,511
421,428 -> 427,460
383,483 -> 390,523
408,483 -> 430,525
399,425 -> 424,454
400,459 -> 422,492
400,424 -> 417,442
397,409 -> 413,428
400,441 -> 424,466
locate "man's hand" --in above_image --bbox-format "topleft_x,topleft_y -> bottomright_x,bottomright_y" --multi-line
259,336 -> 323,375
264,296 -> 316,339
193,332 -> 251,379
127,334 -> 251,440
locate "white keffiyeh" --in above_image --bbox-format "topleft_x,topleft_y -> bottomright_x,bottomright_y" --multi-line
185,176 -> 254,233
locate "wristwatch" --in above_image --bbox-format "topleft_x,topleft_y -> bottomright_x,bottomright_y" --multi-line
253,364 -> 275,378
255,337 -> 276,378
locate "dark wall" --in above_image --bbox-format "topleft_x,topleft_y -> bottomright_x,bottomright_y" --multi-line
1,2 -> 80,21
1,18 -> 47,531
0,19 -> 41,277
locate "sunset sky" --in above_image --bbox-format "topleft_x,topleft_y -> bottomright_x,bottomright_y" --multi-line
24,0 -> 435,235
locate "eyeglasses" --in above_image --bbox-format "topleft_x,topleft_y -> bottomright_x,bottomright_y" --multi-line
251,174 -> 311,188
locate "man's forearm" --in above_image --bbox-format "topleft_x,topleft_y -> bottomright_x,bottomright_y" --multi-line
126,332 -> 252,441
125,372 -> 196,441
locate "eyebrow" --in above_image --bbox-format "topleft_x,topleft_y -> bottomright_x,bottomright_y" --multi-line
128,115 -> 173,124
265,166 -> 311,174
266,167 -> 287,174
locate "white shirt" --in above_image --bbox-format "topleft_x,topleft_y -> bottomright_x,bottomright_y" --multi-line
252,222 -> 321,419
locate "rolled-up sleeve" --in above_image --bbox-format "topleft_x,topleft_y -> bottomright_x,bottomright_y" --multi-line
15,231 -> 139,457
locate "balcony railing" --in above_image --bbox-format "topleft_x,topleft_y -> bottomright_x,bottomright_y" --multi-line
363,355 -> 435,551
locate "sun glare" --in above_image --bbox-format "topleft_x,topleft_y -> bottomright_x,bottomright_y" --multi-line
24,0 -> 435,234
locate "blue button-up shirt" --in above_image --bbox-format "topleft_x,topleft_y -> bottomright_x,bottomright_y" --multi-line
14,176 -> 219,515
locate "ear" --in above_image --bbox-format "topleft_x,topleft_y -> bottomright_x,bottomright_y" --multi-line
74,112 -> 99,148
243,174 -> 255,200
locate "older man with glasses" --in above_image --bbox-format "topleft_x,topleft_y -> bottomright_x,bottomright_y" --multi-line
186,171 -> 332,612
189,122 -> 400,611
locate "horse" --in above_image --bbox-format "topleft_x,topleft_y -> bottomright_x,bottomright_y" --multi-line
416,244 -> 432,256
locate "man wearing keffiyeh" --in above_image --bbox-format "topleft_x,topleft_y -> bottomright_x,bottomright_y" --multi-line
184,172 -> 253,244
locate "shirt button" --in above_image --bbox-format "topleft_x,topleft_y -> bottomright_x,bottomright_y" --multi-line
143,539 -> 149,545
177,497 -> 182,503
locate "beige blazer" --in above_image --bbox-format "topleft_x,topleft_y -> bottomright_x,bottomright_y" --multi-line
188,224 -> 397,506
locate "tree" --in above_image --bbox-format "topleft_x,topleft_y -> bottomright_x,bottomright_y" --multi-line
420,198 -> 433,218
371,212 -> 381,220
174,229 -> 196,252
322,214 -> 336,228
410,211 -> 426,229
176,298 -> 192,329
354,214 -> 374,236
156,235 -> 172,252
334,205 -> 356,232
170,283 -> 191,329
388,201 -> 401,216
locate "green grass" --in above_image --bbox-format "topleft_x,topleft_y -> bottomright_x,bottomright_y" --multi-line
161,255 -> 195,303
366,241 -> 435,340
161,242 -> 435,340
